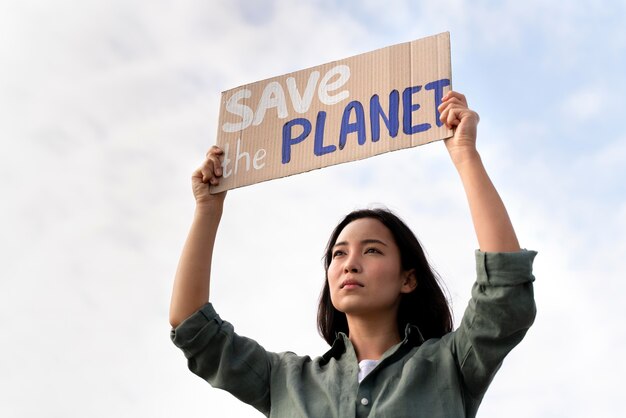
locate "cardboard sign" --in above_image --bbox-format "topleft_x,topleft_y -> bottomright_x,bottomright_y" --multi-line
212,31 -> 453,193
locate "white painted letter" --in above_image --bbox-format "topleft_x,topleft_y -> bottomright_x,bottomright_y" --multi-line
318,64 -> 350,105
286,71 -> 320,113
222,89 -> 254,133
222,142 -> 233,178
234,138 -> 250,174
253,148 -> 266,170
253,81 -> 288,126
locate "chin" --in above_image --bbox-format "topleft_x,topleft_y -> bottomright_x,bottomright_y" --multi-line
335,302 -> 369,316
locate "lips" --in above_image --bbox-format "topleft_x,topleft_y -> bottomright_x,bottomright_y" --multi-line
340,279 -> 364,289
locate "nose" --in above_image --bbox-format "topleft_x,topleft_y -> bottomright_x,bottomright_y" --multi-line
343,254 -> 361,274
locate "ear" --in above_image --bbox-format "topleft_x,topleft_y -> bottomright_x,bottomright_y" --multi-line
400,269 -> 417,294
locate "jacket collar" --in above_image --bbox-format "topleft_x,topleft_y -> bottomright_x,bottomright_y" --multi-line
321,324 -> 425,363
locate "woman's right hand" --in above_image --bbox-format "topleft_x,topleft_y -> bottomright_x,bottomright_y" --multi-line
192,146 -> 227,207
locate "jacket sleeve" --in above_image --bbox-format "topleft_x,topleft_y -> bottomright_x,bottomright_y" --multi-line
452,250 -> 537,407
170,303 -> 275,415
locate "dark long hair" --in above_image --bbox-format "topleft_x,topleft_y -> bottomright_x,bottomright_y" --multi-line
317,208 -> 453,346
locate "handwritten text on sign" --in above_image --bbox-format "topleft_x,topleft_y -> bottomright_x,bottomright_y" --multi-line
212,32 -> 453,192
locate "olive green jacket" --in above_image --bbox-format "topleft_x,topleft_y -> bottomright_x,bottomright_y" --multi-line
171,250 -> 537,417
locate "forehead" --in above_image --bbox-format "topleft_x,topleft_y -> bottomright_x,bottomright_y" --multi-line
336,218 -> 394,243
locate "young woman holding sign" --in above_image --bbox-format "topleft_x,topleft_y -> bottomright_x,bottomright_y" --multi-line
169,91 -> 536,417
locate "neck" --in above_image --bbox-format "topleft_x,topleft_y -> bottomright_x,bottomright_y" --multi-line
346,311 -> 402,362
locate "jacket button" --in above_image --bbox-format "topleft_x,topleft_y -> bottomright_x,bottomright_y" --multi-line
360,398 -> 369,406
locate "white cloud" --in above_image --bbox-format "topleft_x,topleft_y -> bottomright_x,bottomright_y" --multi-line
559,84 -> 607,122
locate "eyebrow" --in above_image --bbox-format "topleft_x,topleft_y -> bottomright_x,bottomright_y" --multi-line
333,239 -> 388,248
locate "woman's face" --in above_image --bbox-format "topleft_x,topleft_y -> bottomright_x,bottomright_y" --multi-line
327,218 -> 416,317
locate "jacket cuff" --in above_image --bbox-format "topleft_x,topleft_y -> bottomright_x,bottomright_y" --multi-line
170,303 -> 221,349
475,249 -> 537,286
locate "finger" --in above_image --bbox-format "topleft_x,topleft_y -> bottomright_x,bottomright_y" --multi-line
442,91 -> 468,106
439,106 -> 450,126
207,153 -> 224,178
439,105 -> 461,127
198,146 -> 225,183
444,107 -> 463,128
438,96 -> 466,113
204,146 -> 225,175
200,159 -> 217,183
192,168 -> 204,182
192,168 -> 214,190
206,145 -> 224,156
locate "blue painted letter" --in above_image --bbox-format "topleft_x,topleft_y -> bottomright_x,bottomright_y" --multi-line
282,118 -> 311,164
402,86 -> 431,135
425,79 -> 451,127
370,90 -> 399,142
313,111 -> 336,157
339,100 -> 366,150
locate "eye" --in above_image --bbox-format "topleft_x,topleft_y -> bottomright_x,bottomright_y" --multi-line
332,249 -> 346,258
365,247 -> 382,254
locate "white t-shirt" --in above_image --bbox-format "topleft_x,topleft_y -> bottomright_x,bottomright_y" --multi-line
358,359 -> 380,383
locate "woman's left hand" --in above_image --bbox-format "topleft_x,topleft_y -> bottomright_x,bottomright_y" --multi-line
438,91 -> 480,165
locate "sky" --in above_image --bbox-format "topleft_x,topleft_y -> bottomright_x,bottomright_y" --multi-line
1,0 -> 625,417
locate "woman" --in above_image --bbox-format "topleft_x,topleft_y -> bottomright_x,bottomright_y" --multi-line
169,91 -> 537,417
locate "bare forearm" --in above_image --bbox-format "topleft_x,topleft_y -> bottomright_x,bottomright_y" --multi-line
169,203 -> 223,328
453,150 -> 520,252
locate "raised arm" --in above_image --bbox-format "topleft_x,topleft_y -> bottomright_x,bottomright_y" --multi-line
169,146 -> 226,328
438,91 -> 520,252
